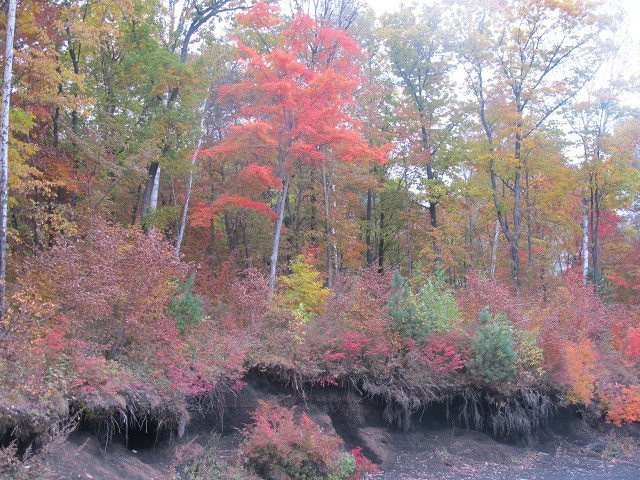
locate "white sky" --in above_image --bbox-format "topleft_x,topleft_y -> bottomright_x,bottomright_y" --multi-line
364,0 -> 640,109
365,0 -> 640,65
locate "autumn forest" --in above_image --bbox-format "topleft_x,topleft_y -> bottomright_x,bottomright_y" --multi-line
0,0 -> 640,478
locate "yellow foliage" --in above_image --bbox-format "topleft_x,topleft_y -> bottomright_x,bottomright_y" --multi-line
280,254 -> 329,322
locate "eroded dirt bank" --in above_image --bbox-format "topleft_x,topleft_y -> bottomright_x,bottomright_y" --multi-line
6,381 -> 640,480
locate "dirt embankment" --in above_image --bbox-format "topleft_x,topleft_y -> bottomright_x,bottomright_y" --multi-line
5,381 -> 640,480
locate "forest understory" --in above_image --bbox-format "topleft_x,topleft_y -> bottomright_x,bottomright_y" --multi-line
0,0 -> 639,478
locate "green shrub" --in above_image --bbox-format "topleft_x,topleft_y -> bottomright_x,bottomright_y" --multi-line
468,307 -> 517,382
388,271 -> 460,340
169,275 -> 204,333
515,329 -> 545,380
179,437 -> 253,480
414,274 -> 460,335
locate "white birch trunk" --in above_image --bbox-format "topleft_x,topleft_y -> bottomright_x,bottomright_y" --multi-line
582,197 -> 589,286
0,0 -> 18,318
321,163 -> 333,288
147,164 -> 161,235
268,175 -> 290,292
331,170 -> 338,280
175,110 -> 207,256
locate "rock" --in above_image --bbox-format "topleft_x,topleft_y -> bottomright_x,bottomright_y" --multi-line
266,466 -> 293,480
357,426 -> 391,464
304,405 -> 338,436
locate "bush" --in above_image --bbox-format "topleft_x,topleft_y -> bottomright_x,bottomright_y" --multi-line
1,221 -> 244,434
467,308 -> 517,383
515,329 -> 545,380
414,273 -> 461,335
242,401 -> 377,480
280,253 -> 330,322
304,268 -> 397,379
422,332 -> 466,377
456,271 -> 524,327
388,271 -> 460,340
169,274 -> 204,334
606,385 -> 640,426
172,436 -> 257,480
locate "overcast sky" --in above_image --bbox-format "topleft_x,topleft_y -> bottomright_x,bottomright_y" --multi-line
365,0 -> 640,62
363,0 -> 640,106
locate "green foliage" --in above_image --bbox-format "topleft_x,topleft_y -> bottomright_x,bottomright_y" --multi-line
515,330 -> 545,380
479,306 -> 491,324
280,255 -> 330,322
415,273 -> 461,335
388,271 -> 417,336
180,437 -> 251,480
169,275 -> 204,333
328,454 -> 356,480
468,308 -> 517,383
388,271 -> 460,339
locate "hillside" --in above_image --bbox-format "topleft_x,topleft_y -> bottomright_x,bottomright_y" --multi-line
0,1 -> 639,479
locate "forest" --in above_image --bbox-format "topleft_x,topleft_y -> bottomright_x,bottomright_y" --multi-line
0,0 -> 639,479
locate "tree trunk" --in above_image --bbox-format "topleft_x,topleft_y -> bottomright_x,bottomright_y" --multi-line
268,175 -> 290,291
403,159 -> 413,277
365,190 -> 373,266
321,163 -> 333,288
330,166 -> 339,281
525,168 -> 533,266
0,0 -> 17,321
582,197 -> 589,286
511,128 -> 523,290
592,189 -> 601,288
175,109 -> 207,256
490,219 -> 500,278
142,163 -> 161,234
378,211 -> 384,273
420,124 -> 437,228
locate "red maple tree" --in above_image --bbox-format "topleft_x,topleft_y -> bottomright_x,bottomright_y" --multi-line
195,2 -> 388,289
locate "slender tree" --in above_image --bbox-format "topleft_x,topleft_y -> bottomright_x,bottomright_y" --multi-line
454,0 -> 609,289
0,0 -> 17,320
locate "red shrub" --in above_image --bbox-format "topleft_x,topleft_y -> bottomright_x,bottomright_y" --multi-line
242,401 -> 377,479
605,385 -> 640,426
226,267 -> 271,328
303,268 -> 399,377
626,326 -> 640,361
3,221 -> 241,412
457,271 -> 525,327
422,332 -> 466,376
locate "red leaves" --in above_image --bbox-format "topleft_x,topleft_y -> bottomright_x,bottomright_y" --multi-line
205,4 -> 388,201
4,221 -> 247,408
236,1 -> 281,29
242,401 -> 343,473
242,401 -> 377,479
215,195 -> 277,220
190,195 -> 276,228
350,446 -> 380,479
422,333 -> 466,375
242,164 -> 283,190
342,331 -> 372,356
627,326 -> 640,361
457,271 -> 524,327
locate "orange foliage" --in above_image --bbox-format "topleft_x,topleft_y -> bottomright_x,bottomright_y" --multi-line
563,338 -> 598,406
606,385 -> 640,426
190,195 -> 276,228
